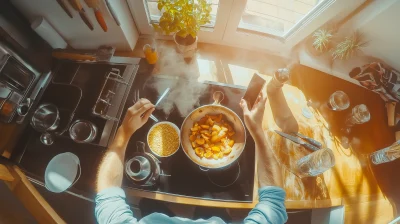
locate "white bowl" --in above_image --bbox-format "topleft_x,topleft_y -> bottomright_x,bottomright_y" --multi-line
147,121 -> 181,158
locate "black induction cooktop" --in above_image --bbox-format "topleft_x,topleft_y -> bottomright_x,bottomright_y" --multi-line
122,76 -> 256,202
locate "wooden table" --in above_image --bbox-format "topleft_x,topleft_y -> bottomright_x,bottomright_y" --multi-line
125,63 -> 397,224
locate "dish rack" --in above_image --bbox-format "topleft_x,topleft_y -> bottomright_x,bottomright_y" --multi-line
92,68 -> 131,121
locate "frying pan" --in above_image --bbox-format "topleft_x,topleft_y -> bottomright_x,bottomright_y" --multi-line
180,91 -> 246,170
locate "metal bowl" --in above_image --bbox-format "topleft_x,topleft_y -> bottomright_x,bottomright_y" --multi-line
31,103 -> 60,132
147,121 -> 181,158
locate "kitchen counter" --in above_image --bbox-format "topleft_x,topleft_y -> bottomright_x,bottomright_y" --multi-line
8,39 -> 400,223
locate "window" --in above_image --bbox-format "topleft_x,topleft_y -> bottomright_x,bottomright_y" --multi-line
128,0 -> 366,55
238,0 -> 328,37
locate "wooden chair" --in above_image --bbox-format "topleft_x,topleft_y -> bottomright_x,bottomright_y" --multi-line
0,158 -> 65,224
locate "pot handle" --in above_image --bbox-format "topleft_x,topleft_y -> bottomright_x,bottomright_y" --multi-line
212,91 -> 224,105
136,141 -> 145,153
199,165 -> 209,172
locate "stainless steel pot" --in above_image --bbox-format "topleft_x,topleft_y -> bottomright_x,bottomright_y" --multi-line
31,103 -> 60,132
69,120 -> 97,143
180,91 -> 246,170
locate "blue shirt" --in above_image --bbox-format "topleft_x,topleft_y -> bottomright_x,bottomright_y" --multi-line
95,186 -> 288,224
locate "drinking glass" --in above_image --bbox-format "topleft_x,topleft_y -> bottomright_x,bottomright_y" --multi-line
327,91 -> 350,111
345,104 -> 370,127
294,148 -> 335,178
341,104 -> 370,134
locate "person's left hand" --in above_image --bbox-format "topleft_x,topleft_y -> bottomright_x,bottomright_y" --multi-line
119,98 -> 155,138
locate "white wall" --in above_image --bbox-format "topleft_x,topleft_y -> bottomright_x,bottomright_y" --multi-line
11,0 -> 139,51
355,0 -> 400,71
298,0 -> 400,86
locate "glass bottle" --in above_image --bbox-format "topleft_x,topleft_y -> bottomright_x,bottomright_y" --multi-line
370,141 -> 400,165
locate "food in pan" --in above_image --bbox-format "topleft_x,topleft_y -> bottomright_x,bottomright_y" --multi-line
190,114 -> 235,159
148,123 -> 180,157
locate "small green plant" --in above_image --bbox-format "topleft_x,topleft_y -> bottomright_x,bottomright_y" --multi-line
152,0 -> 212,39
332,31 -> 368,60
312,29 -> 333,52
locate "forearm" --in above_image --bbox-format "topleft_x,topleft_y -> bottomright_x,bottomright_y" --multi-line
253,131 -> 282,188
96,128 -> 130,192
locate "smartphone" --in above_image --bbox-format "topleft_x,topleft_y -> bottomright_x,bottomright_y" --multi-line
243,73 -> 266,109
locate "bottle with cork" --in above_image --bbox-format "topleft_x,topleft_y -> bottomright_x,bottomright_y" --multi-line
267,68 -> 299,133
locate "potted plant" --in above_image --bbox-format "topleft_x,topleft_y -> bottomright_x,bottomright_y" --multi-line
305,28 -> 334,56
332,31 -> 368,60
152,0 -> 212,58
312,28 -> 333,53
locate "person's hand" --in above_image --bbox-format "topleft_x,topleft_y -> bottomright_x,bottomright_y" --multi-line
240,92 -> 267,140
119,99 -> 155,139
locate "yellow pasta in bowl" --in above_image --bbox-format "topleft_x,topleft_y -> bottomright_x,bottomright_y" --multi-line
147,122 -> 180,157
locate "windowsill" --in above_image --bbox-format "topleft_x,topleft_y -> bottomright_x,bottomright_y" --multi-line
297,41 -> 378,87
116,38 -> 287,87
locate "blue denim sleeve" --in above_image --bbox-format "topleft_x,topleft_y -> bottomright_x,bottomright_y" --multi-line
244,186 -> 288,224
95,187 -> 137,224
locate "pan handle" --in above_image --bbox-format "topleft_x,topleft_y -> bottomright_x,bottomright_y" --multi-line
136,141 -> 145,153
199,166 -> 209,172
212,91 -> 224,105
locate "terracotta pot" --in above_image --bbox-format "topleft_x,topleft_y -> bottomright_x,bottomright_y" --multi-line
173,33 -> 198,58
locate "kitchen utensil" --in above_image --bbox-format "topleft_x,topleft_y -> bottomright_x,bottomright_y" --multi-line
155,88 -> 170,108
92,68 -> 130,121
181,91 -> 246,170
52,46 -> 115,62
275,130 -> 320,151
69,120 -> 97,143
327,91 -> 350,111
147,121 -> 180,158
133,89 -> 158,122
56,0 -> 73,18
294,148 -> 335,178
125,141 -> 160,186
105,0 -> 120,26
52,52 -> 96,61
68,0 -> 94,30
45,152 -> 81,193
31,103 -> 60,132
293,132 -> 322,149
84,0 -> 108,32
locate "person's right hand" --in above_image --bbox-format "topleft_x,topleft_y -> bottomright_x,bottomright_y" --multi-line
119,98 -> 155,138
240,92 -> 267,139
